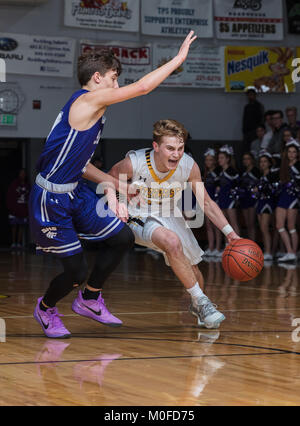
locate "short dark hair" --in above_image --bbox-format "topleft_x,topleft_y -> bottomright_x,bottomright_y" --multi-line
256,124 -> 266,130
272,110 -> 283,119
77,50 -> 122,86
264,110 -> 275,119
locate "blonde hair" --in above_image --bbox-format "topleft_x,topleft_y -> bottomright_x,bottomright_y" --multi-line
153,119 -> 188,144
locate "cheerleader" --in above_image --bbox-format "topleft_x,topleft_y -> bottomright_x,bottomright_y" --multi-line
216,145 -> 240,235
256,151 -> 278,260
271,153 -> 281,173
239,152 -> 260,241
276,139 -> 300,262
203,148 -> 222,257
270,153 -> 284,257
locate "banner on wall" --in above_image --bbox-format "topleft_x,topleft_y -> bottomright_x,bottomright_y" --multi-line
224,46 -> 295,93
141,0 -> 213,38
286,0 -> 300,34
0,33 -> 75,77
153,44 -> 224,88
215,0 -> 284,40
80,40 -> 151,86
64,0 -> 140,32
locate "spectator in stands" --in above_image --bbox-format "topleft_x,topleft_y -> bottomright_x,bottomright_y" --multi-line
250,124 -> 266,161
285,106 -> 300,138
282,128 -> 294,150
267,110 -> 288,154
6,168 -> 31,250
261,110 -> 275,150
242,89 -> 264,149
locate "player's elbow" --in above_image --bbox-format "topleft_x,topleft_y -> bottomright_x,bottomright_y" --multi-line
136,80 -> 151,96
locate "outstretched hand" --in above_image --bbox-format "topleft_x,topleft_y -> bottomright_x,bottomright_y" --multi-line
177,31 -> 197,63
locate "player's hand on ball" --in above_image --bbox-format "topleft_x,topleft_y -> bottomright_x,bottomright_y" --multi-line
227,231 -> 241,243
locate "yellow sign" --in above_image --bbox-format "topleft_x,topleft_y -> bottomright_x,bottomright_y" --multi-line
225,46 -> 295,93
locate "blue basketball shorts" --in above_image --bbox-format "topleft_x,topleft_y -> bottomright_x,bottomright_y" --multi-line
29,182 -> 124,257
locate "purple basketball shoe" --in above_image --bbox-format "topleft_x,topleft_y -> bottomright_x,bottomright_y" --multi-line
72,290 -> 122,327
34,297 -> 71,339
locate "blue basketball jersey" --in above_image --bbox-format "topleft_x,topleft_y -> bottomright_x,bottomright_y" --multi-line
36,89 -> 105,184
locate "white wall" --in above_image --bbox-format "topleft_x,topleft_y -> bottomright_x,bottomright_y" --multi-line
0,0 -> 300,141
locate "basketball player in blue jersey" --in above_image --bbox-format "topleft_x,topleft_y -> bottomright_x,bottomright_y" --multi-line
30,31 -> 197,339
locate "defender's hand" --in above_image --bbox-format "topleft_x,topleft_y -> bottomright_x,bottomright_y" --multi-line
177,31 -> 197,63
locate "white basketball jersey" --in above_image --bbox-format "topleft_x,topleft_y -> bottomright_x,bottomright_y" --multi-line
127,148 -> 194,217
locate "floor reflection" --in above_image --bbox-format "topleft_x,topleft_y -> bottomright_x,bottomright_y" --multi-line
35,340 -> 122,401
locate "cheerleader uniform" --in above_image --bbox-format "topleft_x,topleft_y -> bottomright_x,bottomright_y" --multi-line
239,167 -> 260,209
204,167 -> 220,201
256,171 -> 279,214
277,161 -> 300,210
216,167 -> 239,209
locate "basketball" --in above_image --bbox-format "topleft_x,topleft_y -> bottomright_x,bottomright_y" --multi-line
222,239 -> 264,281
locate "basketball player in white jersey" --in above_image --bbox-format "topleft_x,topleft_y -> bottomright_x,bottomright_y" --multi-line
109,120 -> 240,329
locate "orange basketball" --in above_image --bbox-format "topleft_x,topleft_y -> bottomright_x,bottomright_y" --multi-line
222,239 -> 264,281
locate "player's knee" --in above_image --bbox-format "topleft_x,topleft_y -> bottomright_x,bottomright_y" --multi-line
163,232 -> 182,256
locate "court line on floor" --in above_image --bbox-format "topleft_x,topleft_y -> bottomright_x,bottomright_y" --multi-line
3,333 -> 300,356
1,306 -> 300,319
0,352 -> 293,368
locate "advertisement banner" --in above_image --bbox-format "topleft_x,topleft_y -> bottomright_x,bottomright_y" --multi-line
64,0 -> 140,32
141,0 -> 213,38
80,40 -> 151,86
153,43 -> 224,88
215,0 -> 284,40
225,46 -> 295,93
0,33 -> 75,77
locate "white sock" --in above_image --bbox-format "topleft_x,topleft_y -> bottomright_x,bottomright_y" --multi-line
186,282 -> 205,301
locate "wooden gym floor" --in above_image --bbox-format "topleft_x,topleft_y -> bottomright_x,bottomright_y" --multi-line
0,248 -> 300,406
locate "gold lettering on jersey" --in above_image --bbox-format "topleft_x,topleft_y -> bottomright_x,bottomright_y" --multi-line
137,185 -> 182,205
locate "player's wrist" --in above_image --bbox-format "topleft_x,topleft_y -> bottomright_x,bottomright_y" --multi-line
222,224 -> 234,236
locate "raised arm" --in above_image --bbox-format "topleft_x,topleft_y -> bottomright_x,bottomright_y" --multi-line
80,31 -> 196,109
188,162 -> 240,242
